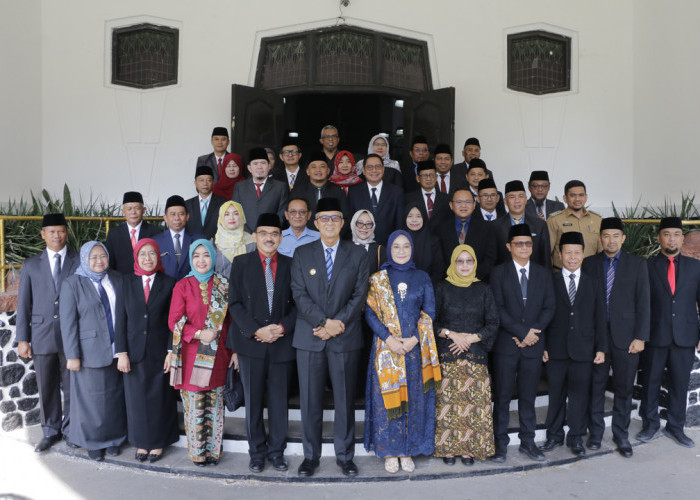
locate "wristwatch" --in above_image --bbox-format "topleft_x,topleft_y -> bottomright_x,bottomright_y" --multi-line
318,318 -> 327,328
443,329 -> 451,338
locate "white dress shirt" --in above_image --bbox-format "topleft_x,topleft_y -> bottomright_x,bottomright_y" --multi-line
561,267 -> 581,291
367,180 -> 383,202
47,246 -> 68,276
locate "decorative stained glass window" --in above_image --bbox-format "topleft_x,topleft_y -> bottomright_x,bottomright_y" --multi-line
259,38 -> 307,89
381,40 -> 427,91
112,23 -> 178,89
315,31 -> 374,85
507,30 -> 570,95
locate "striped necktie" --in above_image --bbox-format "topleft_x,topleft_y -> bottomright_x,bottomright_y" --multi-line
265,257 -> 274,313
95,279 -> 114,343
201,198 -> 208,222
568,273 -> 577,305
605,257 -> 615,307
325,248 -> 334,283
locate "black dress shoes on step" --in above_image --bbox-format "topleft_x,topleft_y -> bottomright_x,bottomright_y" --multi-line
34,435 -> 62,453
88,449 -> 104,461
570,441 -> 586,457
519,442 -> 545,461
636,427 -> 661,443
663,427 -> 695,448
148,452 -> 163,463
270,455 -> 289,471
613,439 -> 633,458
539,438 -> 564,452
460,456 -> 474,466
337,459 -> 359,477
298,458 -> 319,477
586,438 -> 601,450
105,446 -> 120,457
248,459 -> 265,473
442,457 -> 456,465
135,451 -> 148,462
489,449 -> 506,463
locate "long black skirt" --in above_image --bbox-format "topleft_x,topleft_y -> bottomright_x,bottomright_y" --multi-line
123,358 -> 179,449
69,359 -> 127,450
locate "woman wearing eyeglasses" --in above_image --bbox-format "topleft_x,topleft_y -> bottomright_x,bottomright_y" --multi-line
350,209 -> 384,275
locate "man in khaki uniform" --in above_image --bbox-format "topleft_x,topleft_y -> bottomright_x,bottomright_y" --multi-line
547,180 -> 603,270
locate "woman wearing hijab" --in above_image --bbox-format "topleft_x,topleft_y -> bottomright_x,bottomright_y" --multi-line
356,134 -> 401,174
433,245 -> 498,465
212,153 -> 245,200
364,230 -> 441,474
214,201 -> 256,277
402,202 -> 444,285
60,241 -> 126,461
350,209 -> 384,275
168,239 -> 235,467
114,238 -> 179,463
329,150 -> 363,195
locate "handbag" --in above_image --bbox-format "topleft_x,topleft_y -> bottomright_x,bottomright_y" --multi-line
222,364 -> 245,411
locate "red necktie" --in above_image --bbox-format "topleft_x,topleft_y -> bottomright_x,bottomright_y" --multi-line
426,192 -> 434,219
144,277 -> 151,303
668,257 -> 676,295
130,228 -> 137,248
440,174 -> 447,193
255,183 -> 263,198
217,158 -> 222,175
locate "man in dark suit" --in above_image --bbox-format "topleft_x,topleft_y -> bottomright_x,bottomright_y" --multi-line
432,143 -> 466,196
463,159 -> 506,214
404,160 -> 451,233
348,154 -> 404,246
400,135 -> 430,193
271,137 -> 308,190
152,195 -> 203,281
638,217 -> 700,448
451,137 -> 481,182
493,180 -> 551,268
16,213 -> 80,452
233,147 -> 289,233
540,232 -> 607,457
436,188 -> 496,282
185,166 -> 226,239
105,191 -> 161,274
474,178 -> 506,222
195,126 -> 229,182
525,170 -> 565,221
490,224 -> 556,462
291,198 -> 369,478
583,217 -> 649,457
290,151 -> 350,229
228,213 -> 297,474
319,125 -> 341,171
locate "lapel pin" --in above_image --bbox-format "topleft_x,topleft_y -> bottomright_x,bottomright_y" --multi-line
310,268 -> 317,275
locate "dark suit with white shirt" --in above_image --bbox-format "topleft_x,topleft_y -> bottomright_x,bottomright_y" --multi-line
493,214 -> 551,268
196,152 -> 227,182
404,190 -> 451,234
233,177 -> 289,233
347,182 -> 404,246
185,194 -> 227,240
105,221 -> 162,274
290,181 -> 350,231
271,165 -> 309,190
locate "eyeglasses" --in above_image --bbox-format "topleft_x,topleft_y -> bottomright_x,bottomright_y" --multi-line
355,221 -> 374,229
511,241 -> 533,248
455,258 -> 475,265
287,210 -> 308,216
364,164 -> 383,171
256,230 -> 281,238
281,149 -> 300,155
479,193 -> 499,199
452,200 -> 474,206
321,135 -> 339,139
138,251 -> 158,258
317,215 -> 343,223
419,173 -> 437,179
530,183 -> 549,189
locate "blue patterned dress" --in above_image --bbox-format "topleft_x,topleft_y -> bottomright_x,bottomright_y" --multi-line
364,268 -> 436,458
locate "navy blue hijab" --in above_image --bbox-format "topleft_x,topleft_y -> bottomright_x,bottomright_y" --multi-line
381,230 -> 416,271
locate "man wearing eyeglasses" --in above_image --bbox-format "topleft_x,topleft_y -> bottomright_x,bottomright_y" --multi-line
400,135 -> 430,193
319,125 -> 341,171
475,178 -> 506,222
404,160 -> 451,233
291,197 -> 369,478
525,171 -> 564,221
278,198 -> 320,258
272,137 -> 309,190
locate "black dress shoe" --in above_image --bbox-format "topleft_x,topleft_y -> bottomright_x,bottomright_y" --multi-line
442,457 -> 456,465
135,451 -> 148,462
489,450 -> 506,463
88,449 -> 104,461
519,442 -> 545,461
613,439 -> 633,458
34,435 -> 61,453
206,456 -> 220,466
337,459 -> 359,477
663,428 -> 695,448
148,452 -> 163,463
460,456 -> 474,466
249,459 -> 265,473
65,440 -> 79,449
586,439 -> 601,450
570,441 -> 586,457
539,438 -> 564,452
270,455 -> 288,471
636,427 -> 661,443
194,461 -> 207,467
105,446 -> 120,457
298,458 -> 319,477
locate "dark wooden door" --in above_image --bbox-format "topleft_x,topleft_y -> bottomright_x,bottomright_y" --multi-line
230,84 -> 284,157
402,87 -> 455,157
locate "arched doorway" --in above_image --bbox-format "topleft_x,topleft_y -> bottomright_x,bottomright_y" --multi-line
230,25 -> 454,163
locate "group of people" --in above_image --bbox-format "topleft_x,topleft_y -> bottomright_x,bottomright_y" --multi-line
14,124 -> 700,478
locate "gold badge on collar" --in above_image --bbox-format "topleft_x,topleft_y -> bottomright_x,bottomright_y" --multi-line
310,268 -> 317,276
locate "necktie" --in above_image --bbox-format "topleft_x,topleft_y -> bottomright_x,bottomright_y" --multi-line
440,174 -> 447,193
265,257 -> 274,313
289,173 -> 296,189
96,280 -> 114,343
130,228 -> 137,248
144,277 -> 151,303
520,268 -> 528,302
255,183 -> 263,198
605,257 -> 616,307
536,205 -> 545,220
511,215 -> 524,225
370,187 -> 378,213
174,233 -> 182,265
53,253 -> 61,290
325,247 -> 334,283
459,221 -> 467,244
426,192 -> 434,219
201,198 -> 208,222
316,187 -> 322,202
568,273 -> 577,305
668,257 -> 676,295
217,157 -> 222,175
486,213 -> 493,221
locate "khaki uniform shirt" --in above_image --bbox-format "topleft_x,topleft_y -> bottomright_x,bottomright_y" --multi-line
547,207 -> 603,270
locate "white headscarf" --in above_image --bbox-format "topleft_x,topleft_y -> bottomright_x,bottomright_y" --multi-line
350,209 -> 376,246
356,133 -> 401,174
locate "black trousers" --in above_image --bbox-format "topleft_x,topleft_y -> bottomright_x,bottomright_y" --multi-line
33,352 -> 70,438
492,352 -> 542,448
296,348 -> 360,462
544,358 -> 592,443
238,353 -> 294,461
588,341 -> 639,442
639,344 -> 696,433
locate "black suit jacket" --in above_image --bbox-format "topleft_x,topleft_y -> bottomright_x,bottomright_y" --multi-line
525,198 -> 565,220
437,215 -> 497,282
291,240 -> 369,352
227,251 -> 297,362
404,190 -> 451,234
290,181 -> 350,230
582,252 -> 650,349
347,182 -> 404,246
114,272 -> 175,363
196,151 -> 228,182
400,161 -> 420,193
232,177 -> 289,233
105,221 -> 162,274
185,194 -> 227,240
271,165 -> 309,190
490,260 -> 556,358
493,214 -> 551,268
647,254 -> 700,348
547,271 -> 608,361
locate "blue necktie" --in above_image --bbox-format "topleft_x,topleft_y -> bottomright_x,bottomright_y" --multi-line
520,268 -> 528,303
606,257 -> 615,316
325,248 -> 333,283
370,187 -> 378,213
95,279 -> 114,343
265,257 -> 274,313
201,198 -> 209,222
486,213 -> 493,221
